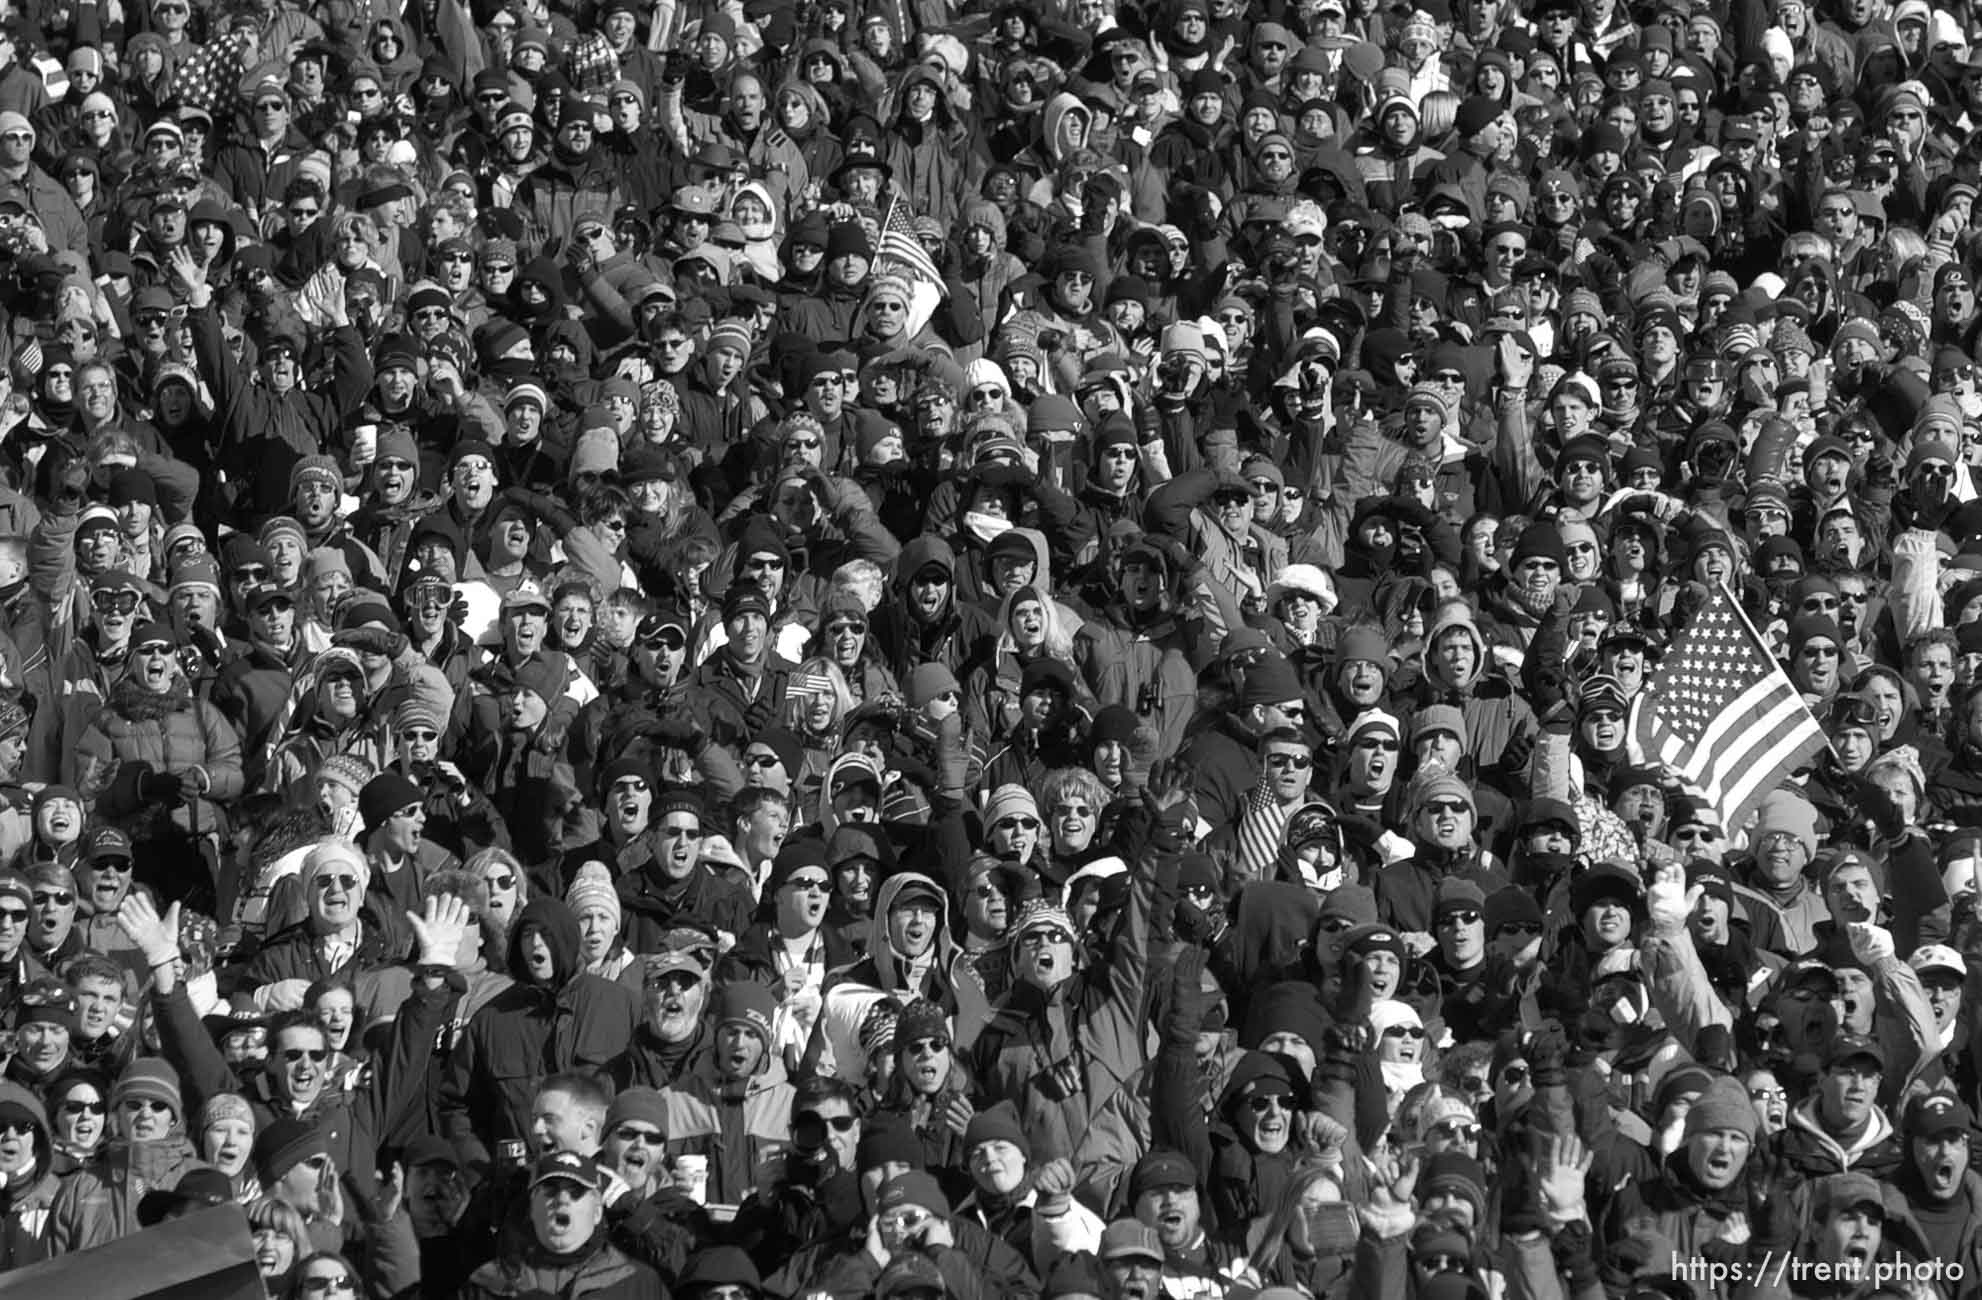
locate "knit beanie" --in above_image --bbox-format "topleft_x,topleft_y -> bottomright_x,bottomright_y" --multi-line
298,838 -> 371,898
569,426 -> 620,479
317,753 -> 377,802
253,1116 -> 329,1184
359,772 -> 425,832
1404,381 -> 1451,419
112,1058 -> 183,1123
199,1092 -> 256,1135
983,784 -> 1040,829
1684,1076 -> 1759,1141
605,1086 -> 668,1133
962,1099 -> 1030,1158
566,861 -> 622,928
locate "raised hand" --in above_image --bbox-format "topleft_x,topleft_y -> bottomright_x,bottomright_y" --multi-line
116,894 -> 182,968
409,893 -> 472,968
1537,1132 -> 1593,1225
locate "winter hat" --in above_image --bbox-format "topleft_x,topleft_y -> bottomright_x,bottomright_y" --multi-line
111,1058 -> 183,1124
317,753 -> 377,802
566,861 -> 622,928
983,784 -> 1041,829
1419,1151 -> 1489,1222
605,1087 -> 668,1134
1160,322 -> 1207,367
1684,1076 -> 1759,1141
906,663 -> 960,708
1511,525 -> 1567,568
199,1093 -> 255,1135
714,982 -> 776,1041
895,999 -> 951,1049
1240,653 -> 1304,709
253,1116 -> 330,1184
963,1099 -> 1029,1158
569,426 -> 619,479
359,771 -> 425,832
298,838 -> 371,899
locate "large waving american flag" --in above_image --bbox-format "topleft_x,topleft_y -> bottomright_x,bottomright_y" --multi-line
875,193 -> 943,339
1629,583 -> 1827,833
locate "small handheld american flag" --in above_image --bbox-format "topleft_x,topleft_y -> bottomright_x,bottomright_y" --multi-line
1628,583 -> 1827,833
875,194 -> 944,338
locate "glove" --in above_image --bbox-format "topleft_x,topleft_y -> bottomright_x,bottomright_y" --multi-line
1172,897 -> 1227,947
1845,921 -> 1896,965
1864,452 -> 1898,492
889,754 -> 937,790
644,710 -> 706,752
175,771 -> 204,801
333,626 -> 406,658
53,455 -> 88,509
1644,871 -> 1697,939
139,769 -> 182,803
1526,1020 -> 1571,1080
1854,775 -> 1908,840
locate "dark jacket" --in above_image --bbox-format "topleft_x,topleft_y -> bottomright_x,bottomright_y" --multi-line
439,898 -> 641,1166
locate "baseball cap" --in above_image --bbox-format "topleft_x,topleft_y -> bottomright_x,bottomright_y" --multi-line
1099,1220 -> 1164,1263
529,1150 -> 603,1193
1905,1091 -> 1974,1138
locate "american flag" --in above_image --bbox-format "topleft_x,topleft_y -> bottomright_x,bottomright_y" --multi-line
875,194 -> 943,337
1629,583 -> 1827,833
876,193 -> 943,288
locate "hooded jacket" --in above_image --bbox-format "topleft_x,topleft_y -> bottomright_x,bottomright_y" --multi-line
869,536 -> 1000,683
971,850 -> 1156,1164
440,898 -> 640,1164
1415,603 -> 1535,775
814,871 -> 994,1076
0,1082 -> 55,1268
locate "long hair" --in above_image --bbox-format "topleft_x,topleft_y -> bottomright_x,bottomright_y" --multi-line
1247,1159 -> 1347,1278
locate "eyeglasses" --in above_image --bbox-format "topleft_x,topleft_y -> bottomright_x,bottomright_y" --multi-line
282,1048 -> 330,1064
1428,1121 -> 1480,1142
613,1125 -> 667,1146
1749,1087 -> 1787,1102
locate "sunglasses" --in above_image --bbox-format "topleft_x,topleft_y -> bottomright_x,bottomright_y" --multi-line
1382,1025 -> 1428,1039
1501,1064 -> 1531,1085
743,754 -> 784,769
905,1035 -> 949,1055
300,1278 -> 355,1295
60,1099 -> 106,1116
784,876 -> 831,894
282,1048 -> 330,1064
1020,928 -> 1073,947
797,1112 -> 859,1132
995,817 -> 1040,833
1438,909 -> 1483,928
123,1098 -> 172,1113
32,891 -> 72,906
613,1125 -> 667,1146
91,591 -> 140,614
1265,753 -> 1312,770
1426,800 -> 1471,816
313,874 -> 358,891
0,908 -> 28,923
1496,921 -> 1543,937
1247,1093 -> 1291,1115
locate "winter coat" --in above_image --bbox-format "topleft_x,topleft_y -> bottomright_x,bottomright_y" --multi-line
656,1044 -> 797,1207
71,674 -> 244,839
0,1082 -> 56,1268
464,1233 -> 666,1300
46,1132 -> 203,1254
440,898 -> 640,1164
970,854 -> 1156,1165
